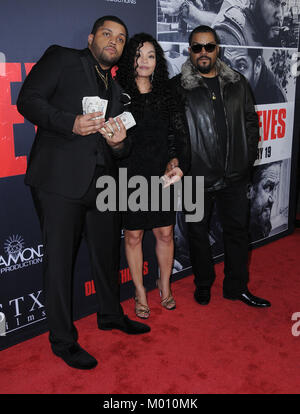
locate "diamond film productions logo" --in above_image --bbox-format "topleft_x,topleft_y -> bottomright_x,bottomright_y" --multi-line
0,235 -> 43,275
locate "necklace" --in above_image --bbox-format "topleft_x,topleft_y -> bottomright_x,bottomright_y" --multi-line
94,65 -> 108,90
212,91 -> 217,100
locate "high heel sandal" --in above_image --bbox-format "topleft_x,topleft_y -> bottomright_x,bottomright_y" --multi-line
134,297 -> 150,319
156,279 -> 176,310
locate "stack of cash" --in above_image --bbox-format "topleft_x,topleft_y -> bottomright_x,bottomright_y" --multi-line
82,96 -> 108,119
82,96 -> 136,132
104,111 -> 136,131
160,172 -> 181,188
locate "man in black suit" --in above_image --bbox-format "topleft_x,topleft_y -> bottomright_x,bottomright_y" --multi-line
17,16 -> 150,370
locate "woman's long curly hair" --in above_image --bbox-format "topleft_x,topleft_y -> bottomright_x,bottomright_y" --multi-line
116,33 -> 173,121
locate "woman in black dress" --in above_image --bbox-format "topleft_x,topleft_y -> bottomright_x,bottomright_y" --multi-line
117,33 -> 190,319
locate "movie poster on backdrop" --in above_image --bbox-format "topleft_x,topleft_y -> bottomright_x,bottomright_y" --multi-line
157,0 -> 300,274
0,0 -> 156,350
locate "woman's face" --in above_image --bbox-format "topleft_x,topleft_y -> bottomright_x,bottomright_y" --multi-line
134,41 -> 156,79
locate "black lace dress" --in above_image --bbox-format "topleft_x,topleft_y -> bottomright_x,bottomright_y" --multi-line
119,92 -> 179,231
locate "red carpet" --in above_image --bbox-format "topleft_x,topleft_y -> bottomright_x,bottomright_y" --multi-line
1,229 -> 300,394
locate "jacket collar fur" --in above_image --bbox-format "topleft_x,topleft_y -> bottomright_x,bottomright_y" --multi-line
180,57 -> 240,90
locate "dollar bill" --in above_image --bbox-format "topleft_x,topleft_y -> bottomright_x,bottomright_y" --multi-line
104,111 -> 136,132
82,96 -> 108,119
160,175 -> 171,188
160,173 -> 182,188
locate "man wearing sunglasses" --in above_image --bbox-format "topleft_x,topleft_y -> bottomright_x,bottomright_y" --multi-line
170,25 -> 271,308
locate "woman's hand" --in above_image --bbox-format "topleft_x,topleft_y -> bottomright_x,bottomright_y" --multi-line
165,157 -> 179,173
101,117 -> 127,148
161,166 -> 183,188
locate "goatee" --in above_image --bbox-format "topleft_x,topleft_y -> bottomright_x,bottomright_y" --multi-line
197,65 -> 212,74
197,57 -> 214,74
97,52 -> 119,68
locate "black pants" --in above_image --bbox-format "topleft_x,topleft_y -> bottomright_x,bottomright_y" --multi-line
31,167 -> 123,352
187,182 -> 250,296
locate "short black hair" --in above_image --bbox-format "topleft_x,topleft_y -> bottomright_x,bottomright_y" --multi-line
248,48 -> 263,64
91,15 -> 128,40
116,32 -> 171,123
188,25 -> 220,45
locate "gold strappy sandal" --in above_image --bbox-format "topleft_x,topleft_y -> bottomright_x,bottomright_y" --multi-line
134,297 -> 150,319
161,294 -> 176,310
157,279 -> 176,310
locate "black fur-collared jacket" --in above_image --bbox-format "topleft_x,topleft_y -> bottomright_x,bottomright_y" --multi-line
170,58 -> 259,191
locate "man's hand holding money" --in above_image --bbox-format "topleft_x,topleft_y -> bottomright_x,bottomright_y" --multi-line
72,112 -> 105,136
101,117 -> 127,149
77,96 -> 136,148
73,96 -> 108,136
100,111 -> 136,148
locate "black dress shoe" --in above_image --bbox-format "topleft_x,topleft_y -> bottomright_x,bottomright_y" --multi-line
98,315 -> 151,334
52,343 -> 98,370
194,287 -> 211,305
223,289 -> 271,307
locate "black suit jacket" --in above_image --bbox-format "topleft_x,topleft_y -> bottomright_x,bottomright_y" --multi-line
17,46 -> 129,199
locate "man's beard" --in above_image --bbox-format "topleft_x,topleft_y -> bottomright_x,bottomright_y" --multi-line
90,44 -> 119,68
196,57 -> 214,74
260,214 -> 272,237
254,4 -> 281,42
97,50 -> 119,67
253,204 -> 273,237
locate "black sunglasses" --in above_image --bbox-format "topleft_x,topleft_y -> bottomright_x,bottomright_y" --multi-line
191,43 -> 217,53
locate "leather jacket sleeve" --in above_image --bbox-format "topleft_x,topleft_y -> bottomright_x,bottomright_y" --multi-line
167,80 -> 191,174
244,78 -> 259,168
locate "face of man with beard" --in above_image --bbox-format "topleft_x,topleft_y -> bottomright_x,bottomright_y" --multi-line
255,0 -> 285,41
189,31 -> 219,77
88,20 -> 126,70
250,163 -> 281,238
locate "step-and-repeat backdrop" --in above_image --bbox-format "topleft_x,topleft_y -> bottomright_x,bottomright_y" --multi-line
1,0 -> 300,349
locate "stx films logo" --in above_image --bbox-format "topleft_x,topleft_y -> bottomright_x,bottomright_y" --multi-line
0,235 -> 45,334
0,290 -> 46,334
0,235 -> 43,275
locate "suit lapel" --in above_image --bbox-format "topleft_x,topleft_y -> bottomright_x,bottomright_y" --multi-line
79,49 -> 98,93
108,80 -> 123,118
